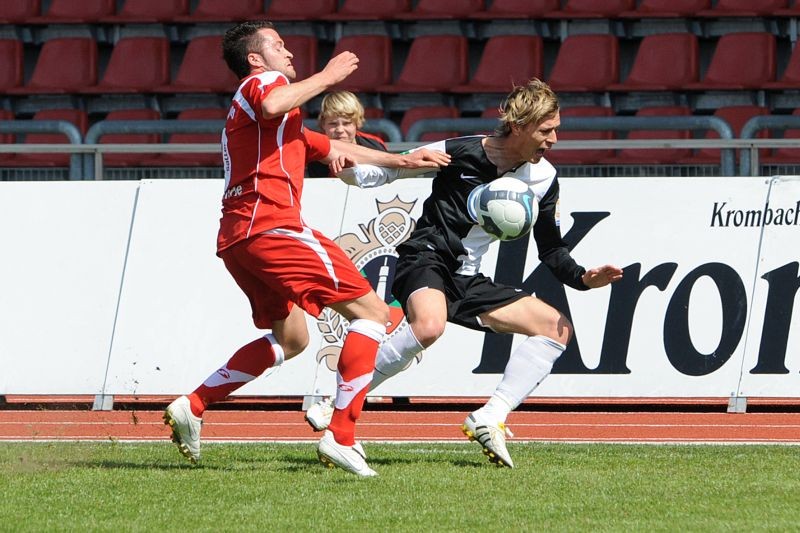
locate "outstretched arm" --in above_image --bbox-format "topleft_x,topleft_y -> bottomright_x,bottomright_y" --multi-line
326,142 -> 450,187
326,140 -> 450,171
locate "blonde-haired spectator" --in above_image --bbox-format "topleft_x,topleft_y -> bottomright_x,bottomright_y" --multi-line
308,91 -> 387,176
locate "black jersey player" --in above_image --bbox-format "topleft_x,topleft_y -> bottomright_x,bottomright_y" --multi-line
307,79 -> 623,468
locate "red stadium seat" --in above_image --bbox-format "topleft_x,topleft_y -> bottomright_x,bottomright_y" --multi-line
99,109 -> 162,167
607,33 -> 698,91
600,106 -> 692,165
175,0 -> 263,21
362,107 -> 388,140
547,34 -> 619,92
545,0 -> 635,18
470,0 -> 560,19
775,1 -> 800,15
29,0 -> 114,23
452,35 -> 543,93
156,35 -> 239,93
400,106 -> 460,142
0,39 -> 24,93
9,37 -> 97,94
329,35 -> 392,92
324,0 -> 411,20
395,0 -> 484,19
762,109 -> 800,165
0,0 -> 40,23
82,37 -> 170,94
266,0 -> 336,20
283,35 -> 318,82
143,108 -> 225,167
678,106 -> 770,165
379,35 -> 468,93
685,33 -> 776,90
619,0 -> 711,17
697,0 -> 787,17
9,109 -> 88,167
764,43 -> 800,89
102,0 -> 188,22
547,106 -> 615,165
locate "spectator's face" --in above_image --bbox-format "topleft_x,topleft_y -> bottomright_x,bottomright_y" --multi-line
250,28 -> 296,79
321,115 -> 358,143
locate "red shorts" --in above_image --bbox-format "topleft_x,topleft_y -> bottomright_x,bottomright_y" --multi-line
220,225 -> 372,328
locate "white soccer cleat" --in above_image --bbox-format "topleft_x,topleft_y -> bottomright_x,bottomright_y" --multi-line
317,431 -> 377,477
163,395 -> 202,464
462,411 -> 515,468
304,396 -> 334,432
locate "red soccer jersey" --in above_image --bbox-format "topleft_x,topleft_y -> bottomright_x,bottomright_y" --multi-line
217,71 -> 331,252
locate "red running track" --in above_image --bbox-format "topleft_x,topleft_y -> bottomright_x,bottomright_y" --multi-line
2,409 -> 800,444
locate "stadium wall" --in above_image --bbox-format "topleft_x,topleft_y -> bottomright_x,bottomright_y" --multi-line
1,176 -> 798,401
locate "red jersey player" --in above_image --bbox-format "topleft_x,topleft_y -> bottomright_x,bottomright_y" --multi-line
163,20 -> 449,476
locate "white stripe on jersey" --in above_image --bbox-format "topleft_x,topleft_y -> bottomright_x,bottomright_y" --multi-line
264,226 -> 340,290
456,225 -> 494,276
246,124 -> 262,239
233,91 -> 256,122
504,157 -> 557,203
221,127 -> 231,189
276,114 -> 293,206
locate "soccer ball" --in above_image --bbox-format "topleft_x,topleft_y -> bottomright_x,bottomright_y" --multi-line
467,177 -> 538,241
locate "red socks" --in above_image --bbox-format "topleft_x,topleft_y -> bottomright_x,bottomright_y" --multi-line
188,334 -> 284,417
328,319 -> 386,446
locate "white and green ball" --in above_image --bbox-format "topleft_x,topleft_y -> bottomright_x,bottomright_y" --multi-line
467,177 -> 538,241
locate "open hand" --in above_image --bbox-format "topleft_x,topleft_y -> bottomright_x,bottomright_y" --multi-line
582,265 -> 624,288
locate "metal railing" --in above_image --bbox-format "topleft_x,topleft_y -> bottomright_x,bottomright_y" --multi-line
0,121 -> 84,180
84,119 -> 224,179
406,116 -> 738,175
303,118 -> 403,143
3,116 -> 800,180
740,116 -> 800,176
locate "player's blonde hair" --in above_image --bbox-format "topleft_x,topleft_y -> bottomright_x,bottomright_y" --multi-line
495,78 -> 559,137
317,91 -> 365,128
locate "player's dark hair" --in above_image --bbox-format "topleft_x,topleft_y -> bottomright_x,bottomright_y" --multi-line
222,20 -> 275,79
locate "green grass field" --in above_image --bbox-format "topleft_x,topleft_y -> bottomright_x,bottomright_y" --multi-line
1,442 -> 798,532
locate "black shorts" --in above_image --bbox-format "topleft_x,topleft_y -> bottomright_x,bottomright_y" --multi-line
392,249 -> 529,332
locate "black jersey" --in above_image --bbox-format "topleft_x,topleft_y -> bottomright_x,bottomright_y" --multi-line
398,135 -> 588,291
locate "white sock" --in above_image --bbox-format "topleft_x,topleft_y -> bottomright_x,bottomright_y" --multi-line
369,324 -> 424,391
479,335 -> 566,422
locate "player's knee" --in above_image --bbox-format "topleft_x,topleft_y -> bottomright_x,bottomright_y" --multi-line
410,318 -> 446,348
282,333 -> 309,359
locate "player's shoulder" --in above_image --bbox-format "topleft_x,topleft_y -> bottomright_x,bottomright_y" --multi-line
417,135 -> 486,157
253,70 -> 289,87
236,71 -> 289,97
506,157 -> 557,185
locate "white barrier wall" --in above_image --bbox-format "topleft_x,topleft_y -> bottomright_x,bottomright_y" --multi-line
0,176 -> 797,399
